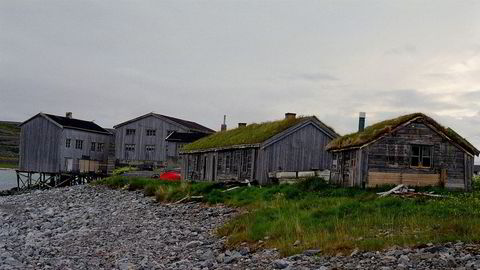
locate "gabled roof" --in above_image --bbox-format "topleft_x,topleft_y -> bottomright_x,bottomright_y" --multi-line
182,116 -> 339,152
20,113 -> 110,135
326,113 -> 480,156
165,131 -> 210,143
113,112 -> 214,133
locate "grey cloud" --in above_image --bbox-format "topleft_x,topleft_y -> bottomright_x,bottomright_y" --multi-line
293,72 -> 339,82
384,45 -> 417,55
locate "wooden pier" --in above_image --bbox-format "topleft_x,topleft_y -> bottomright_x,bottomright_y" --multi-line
15,170 -> 105,190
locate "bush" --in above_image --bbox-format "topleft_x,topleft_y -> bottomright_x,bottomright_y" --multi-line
112,166 -> 137,176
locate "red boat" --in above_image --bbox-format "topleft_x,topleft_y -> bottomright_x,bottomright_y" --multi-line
159,170 -> 181,181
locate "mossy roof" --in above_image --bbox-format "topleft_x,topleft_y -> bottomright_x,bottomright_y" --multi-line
183,116 -> 337,152
326,113 -> 479,155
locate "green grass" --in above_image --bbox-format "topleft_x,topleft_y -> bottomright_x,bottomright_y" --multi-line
183,116 -> 317,151
112,166 -> 137,176
0,162 -> 18,169
94,176 -> 480,256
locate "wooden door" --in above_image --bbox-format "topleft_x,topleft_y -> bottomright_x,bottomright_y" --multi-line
65,158 -> 73,172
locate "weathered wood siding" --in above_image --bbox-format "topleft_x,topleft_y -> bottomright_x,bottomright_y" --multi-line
115,115 -> 189,165
182,148 -> 256,182
329,149 -> 363,187
365,120 -> 469,189
332,119 -> 473,190
58,129 -> 112,172
19,116 -> 62,173
183,120 -> 336,185
256,123 -> 334,184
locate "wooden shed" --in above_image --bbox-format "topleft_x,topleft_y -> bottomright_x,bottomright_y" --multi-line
180,113 -> 339,185
326,113 -> 479,190
113,113 -> 214,167
19,112 -> 113,174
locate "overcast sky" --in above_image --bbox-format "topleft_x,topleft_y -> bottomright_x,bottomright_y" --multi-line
2,1 -> 480,148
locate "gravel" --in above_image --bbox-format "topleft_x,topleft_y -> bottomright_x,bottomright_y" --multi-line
1,185 -> 480,269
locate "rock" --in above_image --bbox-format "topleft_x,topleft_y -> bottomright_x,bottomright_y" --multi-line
398,255 -> 410,265
216,253 -> 225,263
350,249 -> 359,257
304,249 -> 321,256
185,240 -> 203,248
3,185 -> 480,270
272,259 -> 289,269
293,240 -> 301,246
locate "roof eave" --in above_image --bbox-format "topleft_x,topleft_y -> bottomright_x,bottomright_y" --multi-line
180,143 -> 261,154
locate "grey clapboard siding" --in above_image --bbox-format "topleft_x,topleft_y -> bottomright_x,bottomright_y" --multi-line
59,129 -> 112,172
114,115 -> 190,163
19,114 -> 112,173
256,123 -> 333,184
19,116 -> 61,173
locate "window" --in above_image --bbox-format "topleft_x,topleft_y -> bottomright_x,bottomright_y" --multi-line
411,145 -> 432,167
217,154 -> 224,173
387,144 -> 397,165
145,145 -> 156,151
125,144 -> 135,152
126,129 -> 136,136
91,142 -> 96,151
97,143 -> 104,152
75,140 -> 83,149
146,129 -> 156,136
66,138 -> 71,148
225,153 -> 231,172
332,154 -> 338,170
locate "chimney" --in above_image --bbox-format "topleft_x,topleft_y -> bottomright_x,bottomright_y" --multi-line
66,112 -> 73,119
358,112 -> 366,132
238,123 -> 247,128
221,115 -> 227,131
285,112 -> 296,120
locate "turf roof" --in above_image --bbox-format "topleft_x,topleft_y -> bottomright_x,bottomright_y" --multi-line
326,113 -> 479,155
183,116 -> 315,151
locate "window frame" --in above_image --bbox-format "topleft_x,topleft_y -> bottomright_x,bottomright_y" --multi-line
146,129 -> 156,136
126,129 -> 136,136
66,138 -> 71,148
75,140 -> 83,150
97,143 -> 104,152
125,144 -> 136,152
410,145 -> 433,168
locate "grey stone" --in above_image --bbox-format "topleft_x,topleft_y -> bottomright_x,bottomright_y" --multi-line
398,255 -> 410,265
304,250 -> 321,256
272,259 -> 289,269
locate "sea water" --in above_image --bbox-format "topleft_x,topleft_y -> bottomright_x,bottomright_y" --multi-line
0,170 -> 18,190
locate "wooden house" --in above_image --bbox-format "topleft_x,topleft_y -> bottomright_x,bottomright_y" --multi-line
113,113 -> 214,167
326,113 -> 479,190
19,112 -> 113,174
180,113 -> 339,185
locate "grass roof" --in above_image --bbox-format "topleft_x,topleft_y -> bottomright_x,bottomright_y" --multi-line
326,113 -> 479,155
182,116 -> 312,151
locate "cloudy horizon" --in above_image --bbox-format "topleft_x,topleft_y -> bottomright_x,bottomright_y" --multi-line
1,1 -> 480,151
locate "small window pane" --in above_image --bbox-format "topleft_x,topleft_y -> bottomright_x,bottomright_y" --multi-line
422,146 -> 431,156
411,156 -> 419,167
423,157 -> 431,167
412,146 -> 420,156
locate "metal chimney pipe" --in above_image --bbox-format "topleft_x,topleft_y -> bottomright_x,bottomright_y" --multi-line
359,112 -> 366,132
221,115 -> 227,131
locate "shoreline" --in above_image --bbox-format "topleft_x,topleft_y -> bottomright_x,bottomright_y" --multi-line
0,168 -> 16,171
